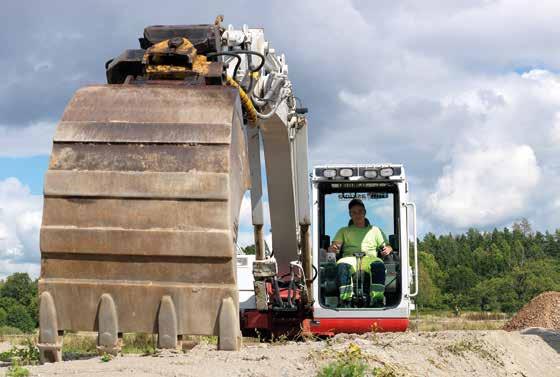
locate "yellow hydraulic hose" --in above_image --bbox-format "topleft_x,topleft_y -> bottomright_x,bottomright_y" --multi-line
226,76 -> 257,125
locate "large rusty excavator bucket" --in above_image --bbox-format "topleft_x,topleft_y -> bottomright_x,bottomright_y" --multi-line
38,84 -> 249,361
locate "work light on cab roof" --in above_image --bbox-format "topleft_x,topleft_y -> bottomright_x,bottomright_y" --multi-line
314,165 -> 404,180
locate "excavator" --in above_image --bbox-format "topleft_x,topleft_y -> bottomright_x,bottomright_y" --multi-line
37,18 -> 419,362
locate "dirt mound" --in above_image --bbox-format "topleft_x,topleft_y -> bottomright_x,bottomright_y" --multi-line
22,331 -> 560,377
504,291 -> 560,331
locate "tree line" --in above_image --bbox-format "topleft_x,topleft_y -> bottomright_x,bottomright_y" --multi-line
417,219 -> 560,312
1,218 -> 558,334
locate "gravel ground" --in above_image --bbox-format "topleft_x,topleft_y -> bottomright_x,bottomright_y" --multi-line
504,291 -> 560,331
1,329 -> 558,377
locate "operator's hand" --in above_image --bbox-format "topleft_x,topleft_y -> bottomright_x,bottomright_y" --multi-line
379,244 -> 393,257
328,241 -> 342,254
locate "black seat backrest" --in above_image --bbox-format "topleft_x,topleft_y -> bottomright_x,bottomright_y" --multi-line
389,234 -> 399,251
320,235 -> 331,250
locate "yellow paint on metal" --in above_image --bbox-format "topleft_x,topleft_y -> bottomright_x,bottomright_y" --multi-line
143,37 -> 212,78
145,65 -> 187,73
226,76 -> 257,125
143,38 -> 196,65
141,37 -> 256,125
192,55 -> 210,76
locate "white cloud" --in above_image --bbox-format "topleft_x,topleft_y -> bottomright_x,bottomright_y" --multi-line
551,113 -> 560,144
382,0 -> 560,72
0,122 -> 55,157
0,178 -> 42,278
0,261 -> 40,280
313,25 -> 560,233
428,144 -> 540,228
3,0 -> 560,248
238,193 -> 252,230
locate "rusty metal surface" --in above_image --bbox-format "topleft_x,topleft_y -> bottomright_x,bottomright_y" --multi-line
41,227 -> 232,257
43,198 -> 230,230
44,170 -> 230,199
61,85 -> 237,124
49,143 -> 230,172
54,121 -> 232,144
39,84 -> 249,336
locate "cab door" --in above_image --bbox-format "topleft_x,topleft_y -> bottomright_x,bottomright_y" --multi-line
404,201 -> 419,309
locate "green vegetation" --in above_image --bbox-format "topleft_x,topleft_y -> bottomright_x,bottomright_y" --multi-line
441,338 -> 504,366
412,312 -> 508,332
316,343 -> 399,377
62,332 -> 157,358
416,219 -> 560,313
0,338 -> 38,377
0,273 -> 38,333
241,245 -> 256,255
62,333 -> 98,358
318,359 -> 368,377
317,343 -> 369,377
122,333 -> 156,355
100,353 -> 113,362
6,359 -> 30,377
0,338 -> 39,364
0,326 -> 23,338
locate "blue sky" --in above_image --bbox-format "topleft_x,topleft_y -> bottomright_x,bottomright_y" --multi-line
3,0 -> 560,277
0,157 -> 49,195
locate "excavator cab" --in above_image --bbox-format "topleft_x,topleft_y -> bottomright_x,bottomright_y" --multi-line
316,174 -> 400,309
308,165 -> 418,334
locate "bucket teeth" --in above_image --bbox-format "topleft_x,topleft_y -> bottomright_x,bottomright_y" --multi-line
38,292 -> 62,363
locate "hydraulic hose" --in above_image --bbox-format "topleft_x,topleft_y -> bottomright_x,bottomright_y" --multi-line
208,50 -> 265,84
226,76 -> 258,125
206,52 -> 242,79
311,264 -> 318,282
230,50 -> 265,75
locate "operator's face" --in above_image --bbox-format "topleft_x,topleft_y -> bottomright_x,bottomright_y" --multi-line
349,206 -> 366,225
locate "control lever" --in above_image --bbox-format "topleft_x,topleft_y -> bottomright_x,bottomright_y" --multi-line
353,252 -> 367,307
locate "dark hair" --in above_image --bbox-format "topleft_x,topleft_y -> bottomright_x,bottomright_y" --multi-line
348,198 -> 366,211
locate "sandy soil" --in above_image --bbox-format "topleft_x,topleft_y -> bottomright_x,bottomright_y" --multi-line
2,329 -> 558,377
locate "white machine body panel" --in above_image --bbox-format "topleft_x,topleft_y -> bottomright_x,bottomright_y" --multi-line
237,254 -> 257,310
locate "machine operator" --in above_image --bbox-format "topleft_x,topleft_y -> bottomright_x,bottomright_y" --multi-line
327,198 -> 392,307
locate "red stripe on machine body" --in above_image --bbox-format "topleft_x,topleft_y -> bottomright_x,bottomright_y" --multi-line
303,317 -> 409,335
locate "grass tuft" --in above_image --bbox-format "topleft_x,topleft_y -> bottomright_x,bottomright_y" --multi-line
6,358 -> 30,377
62,333 -> 98,359
122,333 -> 156,355
411,311 -> 509,331
100,353 -> 113,362
316,343 -> 400,377
442,339 -> 504,366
